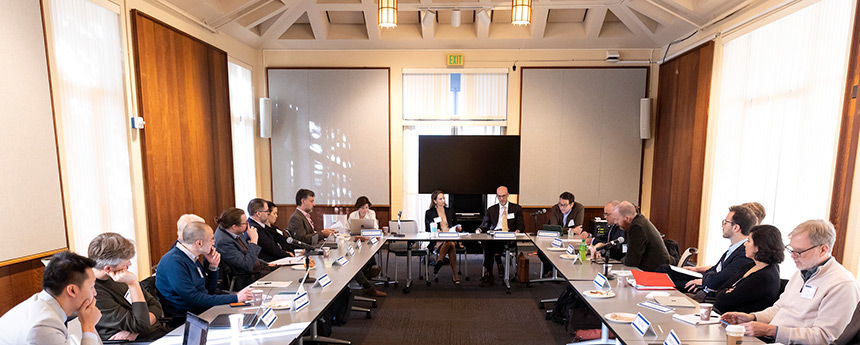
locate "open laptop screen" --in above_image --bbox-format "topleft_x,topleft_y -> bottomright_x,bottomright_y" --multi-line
182,312 -> 208,345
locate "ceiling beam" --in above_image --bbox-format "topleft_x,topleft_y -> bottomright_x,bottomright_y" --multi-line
610,5 -> 657,44
306,8 -> 330,41
361,0 -> 380,41
584,7 -> 607,39
209,0 -> 271,28
260,0 -> 309,42
421,10 -> 435,40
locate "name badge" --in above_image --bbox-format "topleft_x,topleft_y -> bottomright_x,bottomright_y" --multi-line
622,244 -> 628,253
494,232 -> 516,239
538,230 -> 559,238
438,232 -> 459,239
662,330 -> 680,345
552,238 -> 563,247
347,245 -> 355,256
567,244 -> 576,255
433,217 -> 441,223
292,291 -> 309,312
631,313 -> 654,336
335,256 -> 349,266
568,219 -> 576,227
260,307 -> 278,328
506,213 -> 515,219
361,230 -> 382,237
369,237 -> 379,245
593,273 -> 607,289
196,266 -> 204,278
314,273 -> 332,290
801,284 -> 817,299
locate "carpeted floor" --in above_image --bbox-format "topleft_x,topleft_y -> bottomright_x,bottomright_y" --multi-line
328,249 -> 575,345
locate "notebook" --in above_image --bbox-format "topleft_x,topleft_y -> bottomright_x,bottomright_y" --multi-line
631,270 -> 675,290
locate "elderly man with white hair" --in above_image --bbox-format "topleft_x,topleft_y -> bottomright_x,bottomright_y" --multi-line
721,219 -> 860,344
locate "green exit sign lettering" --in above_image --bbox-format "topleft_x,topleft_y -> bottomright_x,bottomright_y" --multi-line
447,54 -> 464,66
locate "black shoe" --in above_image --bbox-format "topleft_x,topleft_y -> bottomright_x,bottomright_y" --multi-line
433,260 -> 445,274
442,257 -> 450,265
498,264 -> 505,278
479,273 -> 494,287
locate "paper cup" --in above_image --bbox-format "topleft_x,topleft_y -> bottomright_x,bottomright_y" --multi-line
251,289 -> 264,306
725,324 -> 744,344
699,303 -> 713,321
229,313 -> 244,333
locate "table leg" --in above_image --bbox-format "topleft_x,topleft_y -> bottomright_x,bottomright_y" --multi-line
404,240 -> 413,294
504,243 -> 511,294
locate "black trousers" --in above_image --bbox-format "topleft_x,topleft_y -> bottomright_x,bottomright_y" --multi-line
482,242 -> 506,272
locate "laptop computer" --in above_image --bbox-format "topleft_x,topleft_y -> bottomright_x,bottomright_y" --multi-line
182,312 -> 209,345
210,305 -> 264,329
348,218 -> 377,235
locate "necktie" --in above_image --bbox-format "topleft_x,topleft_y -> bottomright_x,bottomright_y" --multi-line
437,206 -> 449,232
502,205 -> 509,232
235,236 -> 249,252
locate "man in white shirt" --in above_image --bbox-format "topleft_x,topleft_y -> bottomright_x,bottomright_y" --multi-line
477,186 -> 524,287
721,220 -> 860,344
0,251 -> 103,345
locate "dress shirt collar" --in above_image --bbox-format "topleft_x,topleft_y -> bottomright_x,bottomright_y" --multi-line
801,256 -> 832,282
725,238 -> 747,258
176,242 -> 198,261
38,290 -> 67,322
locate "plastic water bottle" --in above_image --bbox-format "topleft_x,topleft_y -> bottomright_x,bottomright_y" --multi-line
430,222 -> 437,233
579,240 -> 588,262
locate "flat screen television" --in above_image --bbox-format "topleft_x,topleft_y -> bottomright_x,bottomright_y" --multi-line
418,135 -> 520,194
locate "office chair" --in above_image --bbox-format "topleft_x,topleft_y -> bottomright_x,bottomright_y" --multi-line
677,247 -> 698,267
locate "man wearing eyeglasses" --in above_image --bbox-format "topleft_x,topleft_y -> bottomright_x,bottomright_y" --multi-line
658,205 -> 756,294
614,201 -> 675,272
477,186 -> 524,287
590,200 -> 626,261
247,198 -> 295,262
537,192 -> 585,276
721,220 -> 860,344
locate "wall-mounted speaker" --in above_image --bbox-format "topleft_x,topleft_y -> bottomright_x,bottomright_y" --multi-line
640,98 -> 652,140
260,97 -> 272,139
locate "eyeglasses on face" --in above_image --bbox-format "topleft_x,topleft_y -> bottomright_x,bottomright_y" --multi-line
785,244 -> 820,256
721,219 -> 735,226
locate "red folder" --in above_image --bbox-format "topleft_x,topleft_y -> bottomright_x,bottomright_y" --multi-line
630,270 -> 675,290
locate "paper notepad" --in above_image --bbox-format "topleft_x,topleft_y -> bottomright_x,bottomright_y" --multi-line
270,257 -> 306,266
670,265 -> 703,278
672,312 -> 721,325
250,281 -> 293,288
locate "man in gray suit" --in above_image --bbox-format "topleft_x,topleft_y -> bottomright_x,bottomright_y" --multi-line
288,189 -> 335,244
614,201 -> 675,272
0,251 -> 103,345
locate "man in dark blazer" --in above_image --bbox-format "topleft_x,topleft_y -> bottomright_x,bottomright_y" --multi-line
287,189 -> 334,244
247,198 -> 295,262
538,192 -> 585,276
613,201 -> 675,272
477,186 -> 524,287
591,200 -> 627,261
658,205 -> 757,293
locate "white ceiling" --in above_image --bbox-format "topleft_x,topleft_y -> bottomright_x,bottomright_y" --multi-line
159,0 -> 760,49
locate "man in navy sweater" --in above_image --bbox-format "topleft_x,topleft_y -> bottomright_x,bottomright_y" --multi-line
156,221 -> 251,319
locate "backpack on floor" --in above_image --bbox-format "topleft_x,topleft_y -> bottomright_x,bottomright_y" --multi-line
564,292 -> 602,337
329,287 -> 355,326
549,286 -> 576,324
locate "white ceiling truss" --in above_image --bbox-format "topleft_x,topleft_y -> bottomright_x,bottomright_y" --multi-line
154,0 -> 762,50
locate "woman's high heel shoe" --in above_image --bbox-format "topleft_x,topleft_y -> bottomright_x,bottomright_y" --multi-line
433,260 -> 445,274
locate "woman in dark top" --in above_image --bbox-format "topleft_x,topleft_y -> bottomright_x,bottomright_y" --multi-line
714,224 -> 784,314
256,201 -> 296,262
424,190 -> 462,285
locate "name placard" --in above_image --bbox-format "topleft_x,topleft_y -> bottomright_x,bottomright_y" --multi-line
335,256 -> 349,266
593,273 -> 607,289
369,237 -> 379,245
361,229 -> 382,237
260,307 -> 278,328
567,244 -> 576,255
552,238 -> 563,247
347,245 -> 355,256
314,273 -> 332,290
494,232 -> 516,239
438,232 -> 459,239
631,313 -> 654,336
538,230 -> 559,238
293,289 -> 309,312
356,240 -> 363,249
662,329 -> 680,345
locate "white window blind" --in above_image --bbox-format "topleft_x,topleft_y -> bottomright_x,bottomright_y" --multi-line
48,0 -> 135,256
705,0 -> 852,278
403,72 -> 507,120
228,62 -> 257,208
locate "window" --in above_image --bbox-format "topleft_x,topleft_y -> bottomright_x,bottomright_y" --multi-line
705,0 -> 853,277
47,0 -> 135,256
401,70 -> 508,228
228,61 -> 257,208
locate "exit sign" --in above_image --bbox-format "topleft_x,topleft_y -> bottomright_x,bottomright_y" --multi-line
447,54 -> 464,66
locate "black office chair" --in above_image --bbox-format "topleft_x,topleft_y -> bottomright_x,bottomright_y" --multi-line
218,261 -> 254,292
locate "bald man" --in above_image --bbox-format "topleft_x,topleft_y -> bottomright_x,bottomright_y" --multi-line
477,186 -> 524,287
612,201 -> 674,271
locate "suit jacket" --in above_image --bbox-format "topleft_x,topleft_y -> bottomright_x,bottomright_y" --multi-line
479,202 -> 525,232
249,218 -> 294,262
424,207 -> 458,232
214,226 -> 265,274
591,224 -> 626,260
94,278 -> 164,340
0,290 -> 102,345
288,210 -> 319,244
714,263 -> 780,314
548,202 -> 585,228
621,214 -> 675,272
834,300 -> 860,345
701,240 -> 754,290
155,246 -> 236,318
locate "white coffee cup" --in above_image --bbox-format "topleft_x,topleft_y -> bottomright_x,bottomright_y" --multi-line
699,303 -> 714,321
229,313 -> 245,333
725,324 -> 744,344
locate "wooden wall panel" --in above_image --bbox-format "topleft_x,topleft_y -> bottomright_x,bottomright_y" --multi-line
650,42 -> 715,252
830,2 -> 860,262
0,258 -> 45,315
131,11 -> 235,266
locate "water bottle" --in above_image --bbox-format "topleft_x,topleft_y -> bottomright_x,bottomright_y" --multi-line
579,240 -> 587,262
430,222 -> 437,233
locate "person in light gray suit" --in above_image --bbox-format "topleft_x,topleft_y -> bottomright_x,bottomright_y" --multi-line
0,251 -> 103,345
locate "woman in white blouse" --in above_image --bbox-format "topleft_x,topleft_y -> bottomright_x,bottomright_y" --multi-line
348,196 -> 379,228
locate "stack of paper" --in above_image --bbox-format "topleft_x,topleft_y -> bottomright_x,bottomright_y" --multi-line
672,312 -> 721,325
270,257 -> 305,266
670,265 -> 703,278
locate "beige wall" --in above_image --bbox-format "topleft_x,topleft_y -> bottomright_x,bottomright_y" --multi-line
258,49 -> 660,215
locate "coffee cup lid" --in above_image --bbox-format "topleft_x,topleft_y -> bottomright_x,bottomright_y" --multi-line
725,325 -> 744,333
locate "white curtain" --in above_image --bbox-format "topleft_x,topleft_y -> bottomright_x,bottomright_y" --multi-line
706,0 -> 852,277
228,62 -> 257,208
403,73 -> 507,120
48,0 -> 135,258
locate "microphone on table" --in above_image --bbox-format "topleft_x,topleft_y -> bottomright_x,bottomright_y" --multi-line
603,237 -> 625,249
286,237 -> 315,250
530,209 -> 546,216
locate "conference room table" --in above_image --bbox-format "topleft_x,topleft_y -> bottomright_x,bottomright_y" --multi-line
385,231 -> 533,294
151,236 -> 386,345
531,235 -> 620,281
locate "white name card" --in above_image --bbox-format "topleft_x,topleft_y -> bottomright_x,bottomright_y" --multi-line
293,290 -> 309,312
260,307 -> 277,328
314,273 -> 332,290
335,256 -> 349,266
567,244 -> 576,255
347,245 -> 355,256
361,230 -> 382,237
552,238 -> 563,247
494,232 -> 516,239
538,230 -> 559,238
355,240 -> 363,249
438,232 -> 459,239
593,273 -> 607,289
369,237 -> 379,245
662,329 -> 680,345
507,213 -> 515,219
631,313 -> 655,336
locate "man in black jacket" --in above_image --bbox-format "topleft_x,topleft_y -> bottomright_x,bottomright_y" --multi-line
614,201 -> 675,272
247,198 -> 295,262
477,186 -> 524,287
658,205 -> 757,293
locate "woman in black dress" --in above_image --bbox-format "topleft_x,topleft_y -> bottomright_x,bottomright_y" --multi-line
714,224 -> 784,314
424,190 -> 462,285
